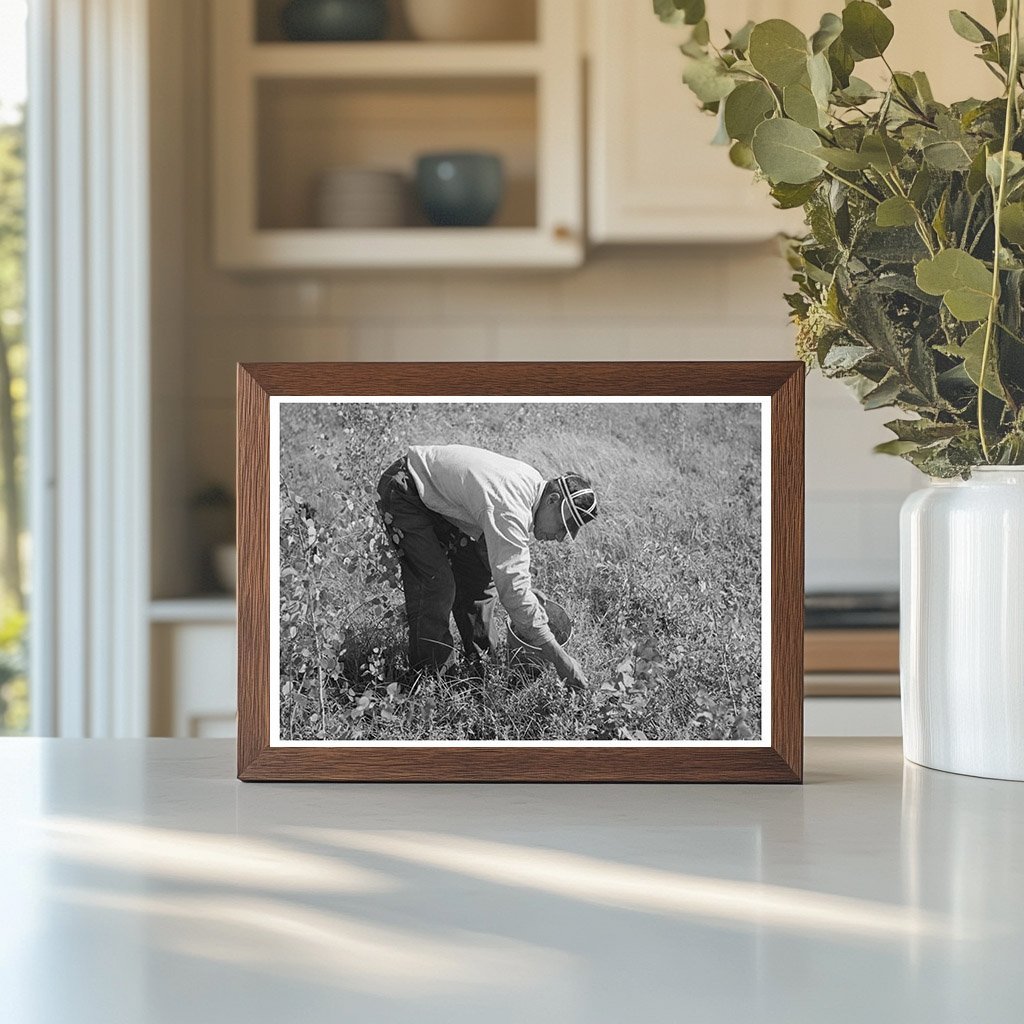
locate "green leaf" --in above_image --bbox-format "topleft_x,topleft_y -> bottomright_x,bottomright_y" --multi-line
808,51 -> 833,110
837,76 -> 878,104
842,1 -> 895,59
680,37 -> 708,59
751,118 -> 828,184
986,150 -> 1024,191
875,439 -> 922,455
948,10 -> 994,44
939,325 -> 1006,398
770,180 -> 820,209
827,36 -> 856,89
723,81 -> 775,144
913,71 -> 935,104
691,19 -> 710,45
932,190 -> 950,247
682,0 -> 705,25
729,140 -> 757,169
860,133 -> 904,173
1000,203 -> 1024,245
811,13 -> 843,54
748,20 -> 809,86
884,418 -> 964,443
784,80 -> 824,129
682,57 -> 736,104
814,146 -> 872,170
653,0 -> 705,26
909,164 -> 933,205
922,140 -> 973,171
876,197 -> 918,228
915,249 -> 994,322
892,72 -> 923,110
653,0 -> 681,24
967,144 -> 991,194
724,20 -> 755,53
862,374 -> 903,409
993,0 -> 1008,24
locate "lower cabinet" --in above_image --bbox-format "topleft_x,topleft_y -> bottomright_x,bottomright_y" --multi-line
805,697 -> 902,738
150,602 -> 236,738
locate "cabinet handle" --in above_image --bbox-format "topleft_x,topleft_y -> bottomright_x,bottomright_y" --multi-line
553,224 -> 575,241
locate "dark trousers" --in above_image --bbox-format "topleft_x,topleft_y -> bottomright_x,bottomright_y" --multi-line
377,457 -> 498,671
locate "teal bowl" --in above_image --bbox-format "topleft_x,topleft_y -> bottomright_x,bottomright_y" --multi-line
415,152 -> 505,228
281,0 -> 388,42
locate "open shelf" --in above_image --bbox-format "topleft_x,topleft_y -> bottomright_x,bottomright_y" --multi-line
249,41 -> 544,77
254,0 -> 538,44
256,76 -> 537,232
213,0 -> 582,268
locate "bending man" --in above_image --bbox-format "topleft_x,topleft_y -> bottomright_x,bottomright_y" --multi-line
376,444 -> 598,689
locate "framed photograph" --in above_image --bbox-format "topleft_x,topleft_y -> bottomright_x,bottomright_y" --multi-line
237,362 -> 803,782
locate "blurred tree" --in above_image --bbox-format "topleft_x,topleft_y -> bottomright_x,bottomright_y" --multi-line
0,110 -> 25,609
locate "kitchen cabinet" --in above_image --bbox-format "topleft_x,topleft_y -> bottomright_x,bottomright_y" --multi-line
211,0 -> 583,269
587,0 -> 811,243
150,600 -> 237,738
586,0 -> 999,244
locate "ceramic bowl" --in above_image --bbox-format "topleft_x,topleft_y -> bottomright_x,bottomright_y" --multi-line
403,0 -> 534,42
281,0 -> 388,42
414,152 -> 504,227
315,168 -> 408,228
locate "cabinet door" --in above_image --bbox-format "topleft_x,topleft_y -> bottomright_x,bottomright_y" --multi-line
587,0 -> 809,242
587,0 -> 996,244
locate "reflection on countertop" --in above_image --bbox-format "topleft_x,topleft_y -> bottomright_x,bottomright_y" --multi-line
1,738 -> 1022,1022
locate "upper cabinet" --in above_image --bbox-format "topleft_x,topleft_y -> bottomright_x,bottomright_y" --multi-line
211,0 -> 1006,266
587,0 -> 816,243
585,0 -> 1000,245
211,0 -> 584,269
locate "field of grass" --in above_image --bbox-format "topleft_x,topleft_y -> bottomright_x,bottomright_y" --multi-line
278,400 -> 763,742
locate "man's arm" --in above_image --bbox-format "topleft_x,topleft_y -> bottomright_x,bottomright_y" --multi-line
539,639 -> 589,690
478,509 -> 590,689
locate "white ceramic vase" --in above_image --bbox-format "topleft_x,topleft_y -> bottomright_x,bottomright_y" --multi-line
900,467 -> 1024,780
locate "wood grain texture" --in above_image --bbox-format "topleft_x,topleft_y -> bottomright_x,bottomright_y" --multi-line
237,365 -> 270,778
236,361 -> 805,783
770,365 -> 804,783
805,629 -> 899,674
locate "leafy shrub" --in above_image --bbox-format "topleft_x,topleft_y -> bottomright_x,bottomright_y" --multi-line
661,0 -> 1024,475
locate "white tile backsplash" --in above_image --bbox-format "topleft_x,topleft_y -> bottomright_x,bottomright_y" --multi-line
182,250 -> 918,592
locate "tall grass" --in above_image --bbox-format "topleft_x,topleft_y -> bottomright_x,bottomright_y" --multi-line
278,401 -> 762,742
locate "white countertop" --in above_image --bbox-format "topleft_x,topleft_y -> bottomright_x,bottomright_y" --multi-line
1,737 -> 1020,1023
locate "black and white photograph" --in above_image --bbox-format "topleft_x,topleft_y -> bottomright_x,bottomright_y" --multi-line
271,397 -> 769,745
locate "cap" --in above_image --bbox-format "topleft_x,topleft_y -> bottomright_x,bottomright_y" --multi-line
555,475 -> 598,540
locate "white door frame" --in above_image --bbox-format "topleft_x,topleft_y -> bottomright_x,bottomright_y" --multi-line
28,0 -> 150,736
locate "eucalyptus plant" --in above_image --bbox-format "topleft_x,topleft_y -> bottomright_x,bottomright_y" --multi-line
657,0 -> 1024,475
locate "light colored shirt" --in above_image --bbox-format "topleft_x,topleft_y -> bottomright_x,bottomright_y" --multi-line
406,444 -> 554,647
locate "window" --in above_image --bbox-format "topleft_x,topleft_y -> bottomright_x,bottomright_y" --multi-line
0,0 -> 28,734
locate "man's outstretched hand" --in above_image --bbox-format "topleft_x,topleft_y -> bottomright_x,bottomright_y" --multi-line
542,640 -> 589,691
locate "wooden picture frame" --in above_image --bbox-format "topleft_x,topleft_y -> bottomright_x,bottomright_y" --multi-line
237,362 -> 804,782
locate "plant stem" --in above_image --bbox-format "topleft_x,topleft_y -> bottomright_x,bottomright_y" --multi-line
979,0 -> 1021,462
968,212 -> 994,253
884,170 -> 939,255
750,69 -> 784,117
822,167 -> 880,205
997,318 -> 1024,345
